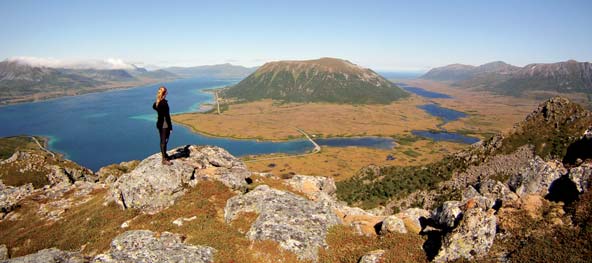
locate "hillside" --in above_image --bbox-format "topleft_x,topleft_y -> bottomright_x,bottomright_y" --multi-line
1,97 -> 592,262
221,57 -> 409,104
0,60 -> 178,105
164,63 -> 256,79
421,60 -> 592,97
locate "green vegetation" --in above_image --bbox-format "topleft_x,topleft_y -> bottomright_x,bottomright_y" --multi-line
0,136 -> 42,159
222,58 -> 409,104
336,154 -> 471,209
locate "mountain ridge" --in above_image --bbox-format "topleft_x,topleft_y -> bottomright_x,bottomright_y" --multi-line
0,60 -> 178,105
421,60 -> 592,97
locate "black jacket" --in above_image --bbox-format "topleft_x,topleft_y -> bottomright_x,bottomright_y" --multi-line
153,99 -> 173,130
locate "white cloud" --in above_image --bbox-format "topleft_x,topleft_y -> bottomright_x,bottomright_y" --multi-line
7,56 -> 135,70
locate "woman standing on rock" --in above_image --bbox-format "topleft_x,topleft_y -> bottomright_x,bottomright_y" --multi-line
153,86 -> 173,165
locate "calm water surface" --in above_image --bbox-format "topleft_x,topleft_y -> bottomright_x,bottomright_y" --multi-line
0,78 -> 394,171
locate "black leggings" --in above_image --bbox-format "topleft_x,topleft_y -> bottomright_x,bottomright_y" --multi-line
159,128 -> 171,158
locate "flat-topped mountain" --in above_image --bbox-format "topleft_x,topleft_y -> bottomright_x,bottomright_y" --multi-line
221,57 -> 408,104
422,60 -> 592,97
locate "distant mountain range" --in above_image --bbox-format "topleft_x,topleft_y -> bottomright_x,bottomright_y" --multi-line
0,60 -> 178,104
164,64 -> 257,79
421,60 -> 592,96
221,57 -> 408,104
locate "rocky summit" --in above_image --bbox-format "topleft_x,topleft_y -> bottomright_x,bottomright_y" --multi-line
110,145 -> 250,214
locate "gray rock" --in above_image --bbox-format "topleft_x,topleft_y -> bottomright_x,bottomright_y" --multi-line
568,163 -> 592,193
0,244 -> 7,260
477,179 -> 519,202
358,249 -> 385,263
93,230 -> 215,263
380,215 -> 407,234
508,156 -> 566,197
3,248 -> 84,263
110,145 -> 250,214
284,174 -> 336,200
0,183 -> 33,218
395,208 -> 431,233
224,185 -> 340,261
432,201 -> 463,229
434,207 -> 497,263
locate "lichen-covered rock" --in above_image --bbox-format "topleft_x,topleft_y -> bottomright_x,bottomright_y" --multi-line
508,156 -> 566,197
284,174 -> 336,200
477,179 -> 519,202
0,183 -> 33,218
395,208 -> 430,234
358,249 -> 385,263
568,162 -> 592,192
110,145 -> 250,214
432,201 -> 463,229
93,230 -> 215,263
224,185 -> 340,261
433,207 -> 497,263
3,248 -> 84,263
380,215 -> 407,234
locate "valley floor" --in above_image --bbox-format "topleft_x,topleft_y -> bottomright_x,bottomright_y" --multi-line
173,80 -> 541,178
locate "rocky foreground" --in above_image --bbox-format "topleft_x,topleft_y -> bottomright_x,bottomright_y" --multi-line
1,97 -> 592,262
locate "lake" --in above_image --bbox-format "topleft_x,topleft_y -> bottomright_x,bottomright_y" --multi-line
0,78 -> 394,171
397,82 -> 481,144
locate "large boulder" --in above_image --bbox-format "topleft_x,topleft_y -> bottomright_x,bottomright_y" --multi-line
508,156 -> 566,197
380,215 -> 407,234
224,185 -> 340,261
2,248 -> 84,263
110,145 -> 250,214
433,207 -> 497,263
93,230 -> 215,263
395,208 -> 431,234
432,201 -> 463,229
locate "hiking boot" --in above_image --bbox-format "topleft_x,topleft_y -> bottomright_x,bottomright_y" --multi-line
162,159 -> 172,165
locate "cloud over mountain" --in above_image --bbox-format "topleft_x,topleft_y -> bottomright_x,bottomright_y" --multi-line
7,56 -> 135,70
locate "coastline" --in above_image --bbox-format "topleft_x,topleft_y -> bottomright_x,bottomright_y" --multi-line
0,77 -> 179,107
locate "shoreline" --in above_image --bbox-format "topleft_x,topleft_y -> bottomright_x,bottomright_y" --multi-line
0,77 -> 180,107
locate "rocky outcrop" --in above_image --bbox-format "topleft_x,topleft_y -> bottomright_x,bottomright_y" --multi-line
433,207 -> 497,263
432,201 -> 463,229
358,249 -> 385,263
46,165 -> 96,185
2,248 -> 84,263
568,162 -> 592,193
110,145 -> 250,214
0,182 -> 33,219
508,157 -> 566,197
96,160 -> 140,183
224,185 -> 340,261
93,230 -> 215,263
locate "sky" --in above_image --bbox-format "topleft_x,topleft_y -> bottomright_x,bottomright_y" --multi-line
1,0 -> 591,71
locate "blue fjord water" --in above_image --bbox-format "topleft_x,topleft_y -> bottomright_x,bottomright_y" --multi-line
0,78 -> 394,171
398,83 -> 481,144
